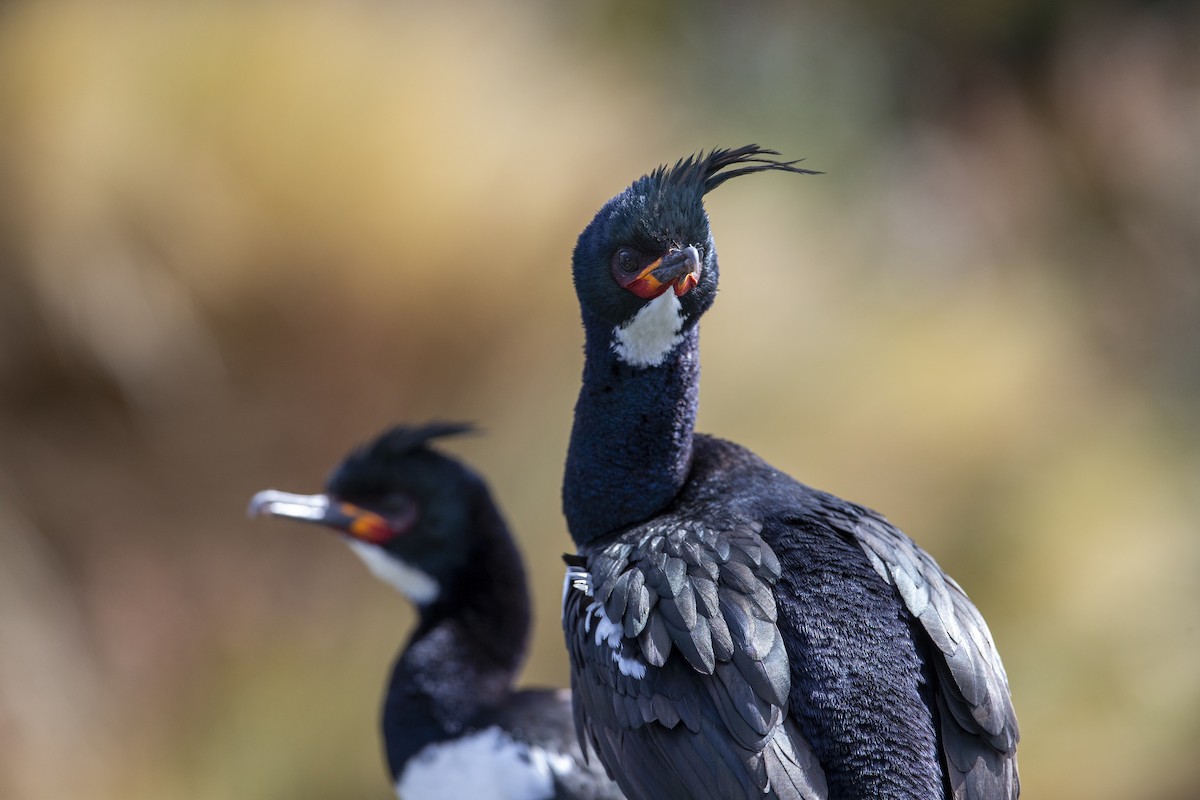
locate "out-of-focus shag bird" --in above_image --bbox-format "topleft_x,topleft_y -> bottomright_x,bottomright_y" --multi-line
250,423 -> 625,800
560,147 -> 1019,799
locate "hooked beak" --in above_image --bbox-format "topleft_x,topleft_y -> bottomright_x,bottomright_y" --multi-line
247,489 -> 394,544
627,245 -> 702,299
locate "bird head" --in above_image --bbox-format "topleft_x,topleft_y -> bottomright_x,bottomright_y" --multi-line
249,423 -> 479,606
571,145 -> 817,368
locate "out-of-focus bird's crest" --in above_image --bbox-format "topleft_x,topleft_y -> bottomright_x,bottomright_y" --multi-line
358,422 -> 476,463
326,422 -> 477,495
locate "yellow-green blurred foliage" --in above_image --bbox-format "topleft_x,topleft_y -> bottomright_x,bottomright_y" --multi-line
1,1 -> 1197,798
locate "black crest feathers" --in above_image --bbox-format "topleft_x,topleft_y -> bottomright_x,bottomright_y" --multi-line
327,422 -> 475,494
656,145 -> 820,195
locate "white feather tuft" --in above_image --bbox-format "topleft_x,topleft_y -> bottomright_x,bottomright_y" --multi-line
563,566 -> 646,679
612,291 -> 685,368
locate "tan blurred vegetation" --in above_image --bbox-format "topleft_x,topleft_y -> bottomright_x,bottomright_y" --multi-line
0,1 -> 1197,798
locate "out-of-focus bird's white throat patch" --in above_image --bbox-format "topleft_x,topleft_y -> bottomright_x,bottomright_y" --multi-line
346,540 -> 440,604
612,291 -> 685,368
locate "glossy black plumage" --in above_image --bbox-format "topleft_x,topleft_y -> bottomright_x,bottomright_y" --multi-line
251,424 -> 623,800
561,148 -> 1019,799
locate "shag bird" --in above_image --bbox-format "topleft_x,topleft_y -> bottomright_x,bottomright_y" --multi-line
560,147 -> 1019,799
250,423 -> 625,800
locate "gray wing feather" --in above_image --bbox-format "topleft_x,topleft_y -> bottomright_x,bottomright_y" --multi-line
563,518 -> 827,800
845,508 -> 1020,799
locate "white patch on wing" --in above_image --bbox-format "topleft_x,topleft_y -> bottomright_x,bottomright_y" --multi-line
562,564 -> 593,614
563,565 -> 647,679
396,726 -> 571,800
612,291 -> 685,368
346,540 -> 440,605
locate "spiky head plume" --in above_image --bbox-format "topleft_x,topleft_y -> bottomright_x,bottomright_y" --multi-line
654,145 -> 820,195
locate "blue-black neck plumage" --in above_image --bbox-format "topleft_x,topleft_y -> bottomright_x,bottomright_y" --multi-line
381,490 -> 531,778
563,306 -> 700,547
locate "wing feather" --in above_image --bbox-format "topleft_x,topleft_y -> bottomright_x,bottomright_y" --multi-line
835,505 -> 1020,799
562,517 -> 827,800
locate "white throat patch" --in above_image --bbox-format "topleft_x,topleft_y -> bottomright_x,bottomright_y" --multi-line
612,291 -> 686,368
346,540 -> 440,605
396,726 -> 572,800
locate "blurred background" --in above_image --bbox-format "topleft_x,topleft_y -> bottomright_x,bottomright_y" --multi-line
1,0 -> 1197,797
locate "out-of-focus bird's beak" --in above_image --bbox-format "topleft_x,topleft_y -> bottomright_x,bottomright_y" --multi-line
628,245 -> 702,298
248,489 -> 393,544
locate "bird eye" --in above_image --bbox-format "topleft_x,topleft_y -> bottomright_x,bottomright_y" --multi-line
376,494 -> 419,530
613,247 -> 640,274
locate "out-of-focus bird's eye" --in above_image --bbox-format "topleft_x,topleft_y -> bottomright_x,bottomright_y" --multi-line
350,492 -> 417,532
379,494 -> 418,523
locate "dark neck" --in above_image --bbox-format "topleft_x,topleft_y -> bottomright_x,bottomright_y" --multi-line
563,310 -> 699,547
382,494 -> 531,777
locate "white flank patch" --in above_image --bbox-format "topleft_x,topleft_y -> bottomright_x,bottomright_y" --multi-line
346,540 -> 440,605
562,564 -> 593,610
396,726 -> 572,800
612,291 -> 685,368
564,566 -> 647,679
587,600 -> 648,679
